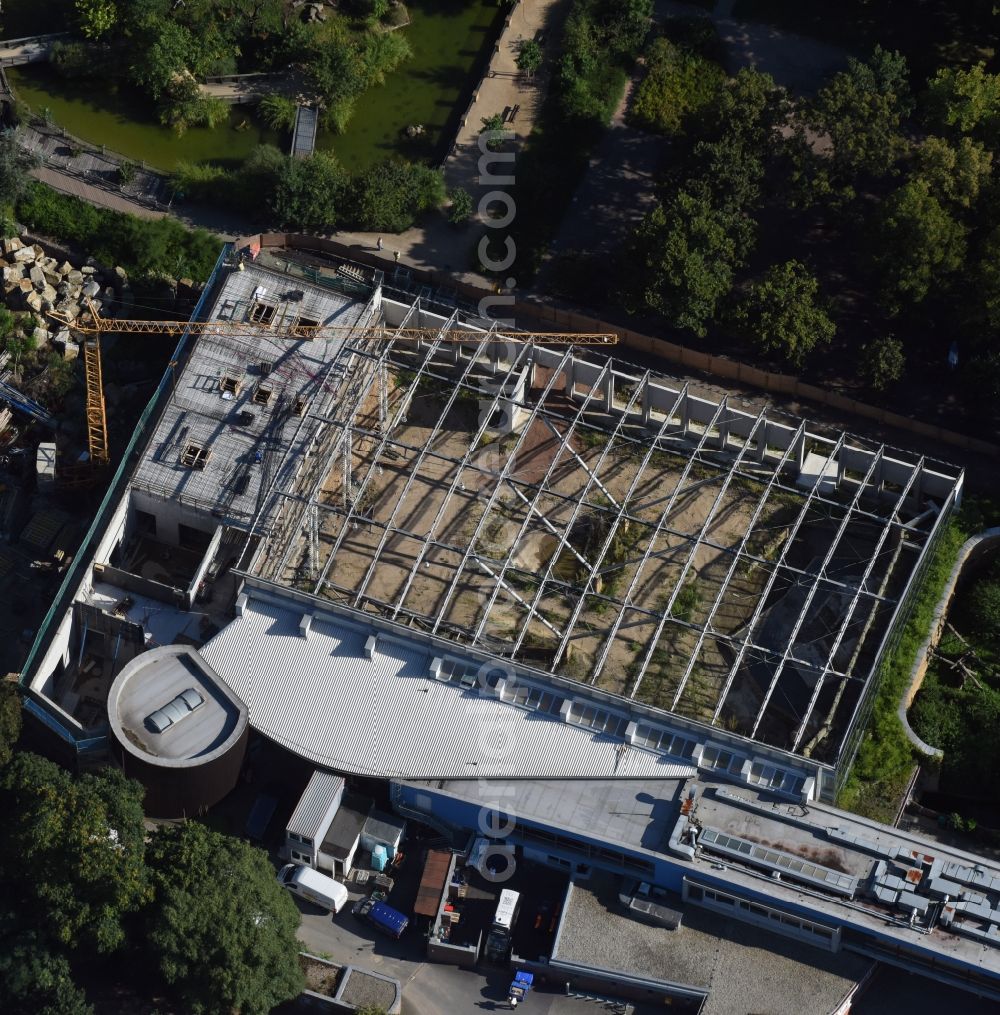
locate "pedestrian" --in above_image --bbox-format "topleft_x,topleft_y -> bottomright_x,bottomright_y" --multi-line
394,250 -> 400,264
377,236 -> 383,251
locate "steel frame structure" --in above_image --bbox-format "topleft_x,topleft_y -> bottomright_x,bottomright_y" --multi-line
244,331 -> 956,764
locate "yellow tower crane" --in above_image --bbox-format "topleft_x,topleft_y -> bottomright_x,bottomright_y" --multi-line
47,301 -> 617,474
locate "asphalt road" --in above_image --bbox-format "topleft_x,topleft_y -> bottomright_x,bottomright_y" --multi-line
294,898 -> 632,1014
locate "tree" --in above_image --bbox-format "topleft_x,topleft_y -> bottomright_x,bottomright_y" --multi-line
0,932 -> 93,1015
0,130 -> 40,210
5,331 -> 37,375
273,151 -> 349,231
0,680 -> 21,768
968,224 -> 1000,331
596,0 -> 653,61
871,179 -> 967,313
623,188 -> 741,335
734,260 -> 835,366
449,187 -> 473,225
627,38 -> 725,136
924,62 -> 1000,147
913,135 -> 993,208
859,334 -> 905,390
130,18 -> 196,101
75,0 -> 117,39
516,38 -> 543,76
705,67 -> 785,152
351,159 -> 445,232
0,754 -> 151,954
145,821 -> 304,1015
809,45 -> 912,179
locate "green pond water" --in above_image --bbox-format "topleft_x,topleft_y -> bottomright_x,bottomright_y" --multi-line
6,0 -> 503,173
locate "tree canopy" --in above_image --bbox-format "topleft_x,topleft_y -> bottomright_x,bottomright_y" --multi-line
0,931 -> 93,1015
809,46 -> 912,179
145,821 -> 304,1015
0,680 -> 21,769
871,178 -> 967,312
734,260 -> 835,366
624,188 -> 741,335
0,754 -> 151,954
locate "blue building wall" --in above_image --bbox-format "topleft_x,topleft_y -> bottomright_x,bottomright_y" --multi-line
391,781 -> 686,892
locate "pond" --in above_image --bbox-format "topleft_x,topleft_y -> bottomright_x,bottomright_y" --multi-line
6,0 -> 504,173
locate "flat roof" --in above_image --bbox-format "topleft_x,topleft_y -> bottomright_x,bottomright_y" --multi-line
322,795 -> 370,860
408,777 -> 685,855
402,775 -> 1000,985
130,262 -> 374,530
107,645 -> 247,766
555,873 -> 871,1015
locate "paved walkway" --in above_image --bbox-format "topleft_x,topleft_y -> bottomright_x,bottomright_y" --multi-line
0,32 -> 67,67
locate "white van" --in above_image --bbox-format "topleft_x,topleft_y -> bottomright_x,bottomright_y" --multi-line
277,863 -> 349,914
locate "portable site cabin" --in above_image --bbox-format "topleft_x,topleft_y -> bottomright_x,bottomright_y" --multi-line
283,771 -> 345,867
361,810 -> 406,862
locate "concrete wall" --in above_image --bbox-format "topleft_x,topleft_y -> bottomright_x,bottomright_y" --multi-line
130,488 -> 220,548
256,234 -> 997,462
110,718 -> 247,818
28,488 -> 132,698
93,562 -> 186,608
898,526 -> 1000,758
186,524 -> 223,607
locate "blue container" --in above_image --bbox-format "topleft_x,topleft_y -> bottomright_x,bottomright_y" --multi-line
372,844 -> 388,871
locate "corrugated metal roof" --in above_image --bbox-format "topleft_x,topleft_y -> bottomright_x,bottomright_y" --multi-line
287,770 -> 344,839
200,593 -> 698,782
415,849 -> 451,917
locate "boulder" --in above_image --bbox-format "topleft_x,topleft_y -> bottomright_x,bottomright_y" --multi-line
15,278 -> 33,305
56,281 -> 71,298
32,326 -> 50,348
12,246 -> 36,263
58,261 -> 73,276
25,291 -> 43,313
59,302 -> 81,323
3,237 -> 23,255
2,265 -> 24,285
40,283 -> 57,304
60,340 -> 79,361
80,264 -> 97,276
31,244 -> 44,259
67,270 -> 84,285
81,279 -> 101,299
29,265 -> 46,290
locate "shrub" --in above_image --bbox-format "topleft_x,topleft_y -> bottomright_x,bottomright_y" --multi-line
16,183 -> 221,280
449,187 -> 473,225
516,39 -> 543,75
628,37 -> 726,136
258,94 -> 298,132
351,159 -> 445,232
859,333 -> 905,390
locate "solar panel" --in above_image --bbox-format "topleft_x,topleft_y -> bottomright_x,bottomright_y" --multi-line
699,827 -> 858,898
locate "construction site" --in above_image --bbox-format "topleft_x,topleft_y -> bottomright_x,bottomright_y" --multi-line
21,247 -> 964,792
